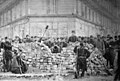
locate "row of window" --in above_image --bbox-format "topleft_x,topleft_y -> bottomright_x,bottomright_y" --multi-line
78,1 -> 113,28
93,0 -> 118,17
0,0 -> 26,27
0,0 -> 118,29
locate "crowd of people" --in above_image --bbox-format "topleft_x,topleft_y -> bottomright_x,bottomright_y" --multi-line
0,30 -> 120,81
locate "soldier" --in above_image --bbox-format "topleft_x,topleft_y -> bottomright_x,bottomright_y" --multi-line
74,43 -> 90,79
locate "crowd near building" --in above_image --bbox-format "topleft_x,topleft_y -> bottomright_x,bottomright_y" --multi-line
0,0 -> 120,81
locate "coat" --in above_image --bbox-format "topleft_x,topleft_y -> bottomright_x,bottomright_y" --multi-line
74,46 -> 90,71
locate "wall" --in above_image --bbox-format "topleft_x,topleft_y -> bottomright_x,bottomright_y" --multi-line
0,0 -> 120,38
0,0 -> 27,27
28,0 -> 76,15
75,19 -> 102,37
28,0 -> 48,15
0,18 -> 30,39
29,18 -> 75,37
0,0 -> 28,38
57,0 -> 76,14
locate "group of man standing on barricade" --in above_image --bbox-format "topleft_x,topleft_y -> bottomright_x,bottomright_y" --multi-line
0,30 -> 120,81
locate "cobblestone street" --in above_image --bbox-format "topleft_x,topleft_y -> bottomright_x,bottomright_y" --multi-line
0,73 -> 114,81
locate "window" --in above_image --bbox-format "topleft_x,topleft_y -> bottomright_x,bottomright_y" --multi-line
7,10 -> 11,23
12,7 -> 16,21
85,5 -> 87,19
3,13 -> 6,25
92,10 -> 94,22
87,7 -> 90,20
96,13 -> 99,24
94,12 -> 96,23
81,3 -> 85,17
16,3 -> 20,19
1,14 -> 4,26
89,9 -> 92,21
21,0 -> 26,16
78,0 -> 82,16
6,12 -> 8,24
0,15 -> 1,27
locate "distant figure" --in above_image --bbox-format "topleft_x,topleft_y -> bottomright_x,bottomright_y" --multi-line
68,31 -> 78,43
25,35 -> 32,43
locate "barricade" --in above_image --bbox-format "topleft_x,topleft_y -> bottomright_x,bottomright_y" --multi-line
0,43 -> 77,74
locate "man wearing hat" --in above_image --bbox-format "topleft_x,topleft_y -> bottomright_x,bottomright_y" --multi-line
114,35 -> 120,81
73,43 -> 90,78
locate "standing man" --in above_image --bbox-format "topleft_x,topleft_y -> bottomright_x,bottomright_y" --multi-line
89,35 -> 95,45
107,37 -> 116,68
74,43 -> 90,79
25,35 -> 32,43
114,35 -> 120,81
68,30 -> 78,43
2,37 -> 13,72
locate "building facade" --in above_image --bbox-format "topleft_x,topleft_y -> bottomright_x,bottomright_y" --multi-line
0,0 -> 120,38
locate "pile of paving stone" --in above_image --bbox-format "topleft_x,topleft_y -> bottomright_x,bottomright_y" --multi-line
26,45 -> 76,73
0,44 -> 77,74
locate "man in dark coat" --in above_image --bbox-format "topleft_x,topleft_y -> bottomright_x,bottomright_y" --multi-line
74,43 -> 90,78
114,47 -> 120,81
0,38 -> 2,52
103,37 -> 111,67
68,31 -> 78,43
95,35 -> 105,55
89,35 -> 95,45
108,37 -> 116,69
2,37 -> 13,72
25,35 -> 32,43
